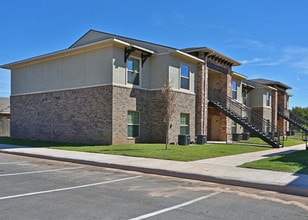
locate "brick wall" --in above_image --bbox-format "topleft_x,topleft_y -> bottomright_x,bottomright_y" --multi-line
112,86 -> 195,144
11,86 -> 113,144
11,85 -> 195,145
277,91 -> 287,135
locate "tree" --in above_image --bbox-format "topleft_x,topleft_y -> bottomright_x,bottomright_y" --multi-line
161,80 -> 176,150
291,107 -> 308,120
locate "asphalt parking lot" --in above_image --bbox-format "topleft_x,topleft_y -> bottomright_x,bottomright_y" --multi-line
0,153 -> 307,220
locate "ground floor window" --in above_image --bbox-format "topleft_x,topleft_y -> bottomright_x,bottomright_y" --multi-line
180,113 -> 189,134
231,120 -> 237,134
128,111 -> 139,138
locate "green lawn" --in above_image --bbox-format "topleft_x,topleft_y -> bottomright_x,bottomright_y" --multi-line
49,144 -> 269,161
240,137 -> 304,147
0,137 -> 269,161
239,150 -> 308,174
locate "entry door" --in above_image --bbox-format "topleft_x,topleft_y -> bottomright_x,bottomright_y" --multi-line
210,116 -> 220,140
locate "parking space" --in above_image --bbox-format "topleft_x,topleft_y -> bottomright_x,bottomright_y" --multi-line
0,153 -> 307,220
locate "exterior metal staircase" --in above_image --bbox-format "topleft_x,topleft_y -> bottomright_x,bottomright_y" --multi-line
278,108 -> 308,134
208,88 -> 282,148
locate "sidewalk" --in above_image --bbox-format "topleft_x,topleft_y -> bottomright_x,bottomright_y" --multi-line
0,143 -> 307,197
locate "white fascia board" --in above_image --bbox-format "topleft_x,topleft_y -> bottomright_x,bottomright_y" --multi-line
130,44 -> 155,54
1,38 -> 131,69
171,50 -> 204,63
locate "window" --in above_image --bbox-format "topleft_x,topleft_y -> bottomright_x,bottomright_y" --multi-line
231,120 -> 237,134
127,111 -> 139,138
127,58 -> 140,85
180,64 -> 189,90
232,81 -> 237,99
242,90 -> 248,105
266,92 -> 271,107
266,120 -> 271,133
180,113 -> 189,134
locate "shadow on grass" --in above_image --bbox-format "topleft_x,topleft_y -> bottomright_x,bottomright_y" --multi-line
263,150 -> 301,158
270,150 -> 308,174
0,137 -> 83,149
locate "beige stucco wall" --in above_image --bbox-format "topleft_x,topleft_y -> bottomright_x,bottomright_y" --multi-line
169,56 -> 196,93
11,47 -> 113,95
248,87 -> 272,107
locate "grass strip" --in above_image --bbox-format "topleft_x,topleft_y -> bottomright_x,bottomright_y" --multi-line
239,150 -> 308,174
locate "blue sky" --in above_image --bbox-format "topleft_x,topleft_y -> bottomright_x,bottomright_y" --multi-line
0,0 -> 307,108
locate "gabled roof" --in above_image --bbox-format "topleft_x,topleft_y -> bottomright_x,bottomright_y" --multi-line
70,29 -> 176,54
1,38 -> 133,69
249,78 -> 292,90
181,47 -> 241,66
231,71 -> 247,80
1,29 -> 204,69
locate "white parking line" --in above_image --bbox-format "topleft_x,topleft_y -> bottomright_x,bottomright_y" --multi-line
129,191 -> 221,220
0,175 -> 141,200
0,166 -> 84,177
0,161 -> 28,165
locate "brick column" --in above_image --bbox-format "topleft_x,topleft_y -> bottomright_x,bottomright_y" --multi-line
195,52 -> 208,136
271,90 -> 278,127
195,62 -> 205,135
218,67 -> 232,141
277,91 -> 287,135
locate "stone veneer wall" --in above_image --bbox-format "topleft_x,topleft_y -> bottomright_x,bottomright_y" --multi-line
10,85 -> 113,144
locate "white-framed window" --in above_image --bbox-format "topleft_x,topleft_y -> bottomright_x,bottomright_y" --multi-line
127,111 -> 140,138
232,80 -> 237,99
127,57 -> 140,86
180,113 -> 189,135
180,64 -> 189,90
231,120 -> 237,134
266,92 -> 271,107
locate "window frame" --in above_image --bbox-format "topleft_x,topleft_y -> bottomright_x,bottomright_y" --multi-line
127,57 -> 141,86
180,63 -> 190,90
266,91 -> 271,107
231,120 -> 237,134
180,113 -> 190,135
127,111 -> 140,138
232,80 -> 237,99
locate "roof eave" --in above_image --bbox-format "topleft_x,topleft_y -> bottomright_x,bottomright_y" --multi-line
1,38 -> 155,70
171,50 -> 204,64
183,47 -> 241,66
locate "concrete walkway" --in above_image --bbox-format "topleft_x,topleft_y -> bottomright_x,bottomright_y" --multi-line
0,143 -> 307,197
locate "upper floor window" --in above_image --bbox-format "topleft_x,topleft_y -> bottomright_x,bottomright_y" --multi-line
180,64 -> 189,90
127,58 -> 140,85
266,92 -> 271,107
232,81 -> 237,99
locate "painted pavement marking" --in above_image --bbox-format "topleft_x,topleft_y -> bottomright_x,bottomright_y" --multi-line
0,166 -> 84,177
129,191 -> 221,220
0,175 -> 141,200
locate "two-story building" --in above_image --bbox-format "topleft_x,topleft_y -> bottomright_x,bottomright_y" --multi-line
1,30 -> 205,145
244,79 -> 292,136
1,30 -> 293,146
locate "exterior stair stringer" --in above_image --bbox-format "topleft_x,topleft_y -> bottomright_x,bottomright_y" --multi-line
208,88 -> 282,148
278,110 -> 308,134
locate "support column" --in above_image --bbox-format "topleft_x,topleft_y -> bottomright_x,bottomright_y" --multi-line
195,52 -> 208,137
271,90 -> 278,127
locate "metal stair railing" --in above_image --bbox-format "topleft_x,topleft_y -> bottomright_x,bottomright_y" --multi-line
208,88 -> 281,147
278,107 -> 308,134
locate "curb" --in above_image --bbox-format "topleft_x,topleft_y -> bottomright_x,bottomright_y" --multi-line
1,150 -> 308,197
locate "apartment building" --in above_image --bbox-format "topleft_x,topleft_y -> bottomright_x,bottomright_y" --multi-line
1,30 -> 292,146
